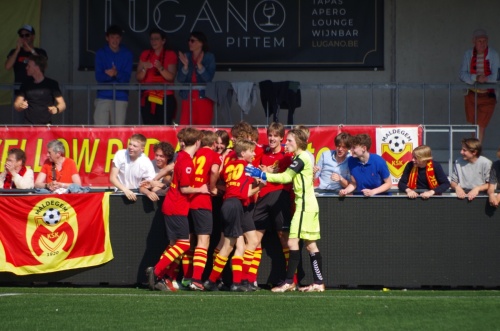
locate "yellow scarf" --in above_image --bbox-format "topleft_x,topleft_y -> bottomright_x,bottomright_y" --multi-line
408,160 -> 438,189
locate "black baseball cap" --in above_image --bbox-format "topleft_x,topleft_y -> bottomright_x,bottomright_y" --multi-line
18,24 -> 35,35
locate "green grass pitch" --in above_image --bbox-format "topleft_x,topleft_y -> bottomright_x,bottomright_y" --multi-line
1,287 -> 500,330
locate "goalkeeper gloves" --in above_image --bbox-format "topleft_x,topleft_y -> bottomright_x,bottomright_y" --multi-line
244,165 -> 267,181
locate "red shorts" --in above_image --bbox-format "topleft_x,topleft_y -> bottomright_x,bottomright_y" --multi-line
464,90 -> 496,128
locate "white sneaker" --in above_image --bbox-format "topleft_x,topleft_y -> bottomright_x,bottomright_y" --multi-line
271,282 -> 297,293
189,281 -> 204,291
298,283 -> 325,292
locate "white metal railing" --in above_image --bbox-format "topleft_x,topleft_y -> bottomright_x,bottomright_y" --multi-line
0,81 -> 487,174
1,81 -> 497,126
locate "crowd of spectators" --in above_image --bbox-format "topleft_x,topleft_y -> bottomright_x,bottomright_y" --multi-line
6,25 -> 497,133
5,24 -> 215,126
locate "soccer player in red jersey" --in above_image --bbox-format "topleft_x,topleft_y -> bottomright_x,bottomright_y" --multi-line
210,130 -> 231,264
203,140 -> 263,292
186,130 -> 220,290
250,125 -> 264,167
212,121 -> 255,262
215,130 -> 231,161
252,122 -> 294,288
221,121 -> 254,168
157,130 -> 185,288
146,127 -> 209,292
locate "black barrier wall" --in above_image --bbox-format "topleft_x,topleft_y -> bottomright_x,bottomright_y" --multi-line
318,195 -> 500,288
1,194 -> 500,288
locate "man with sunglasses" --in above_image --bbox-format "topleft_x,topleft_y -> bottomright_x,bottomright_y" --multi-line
5,25 -> 47,124
5,24 -> 47,86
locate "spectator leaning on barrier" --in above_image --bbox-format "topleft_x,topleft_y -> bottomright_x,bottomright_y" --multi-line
459,28 -> 499,143
314,132 -> 352,192
0,148 -> 34,189
140,141 -> 176,196
450,137 -> 491,201
109,134 -> 156,202
398,145 -> 450,199
34,140 -> 81,192
487,147 -> 500,208
339,133 -> 392,197
94,25 -> 133,125
13,54 -> 66,124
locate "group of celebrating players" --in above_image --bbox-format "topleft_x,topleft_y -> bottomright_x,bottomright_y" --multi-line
145,121 -> 325,293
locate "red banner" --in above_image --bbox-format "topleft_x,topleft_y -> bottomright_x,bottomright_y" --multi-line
0,125 -> 420,187
0,192 -> 113,275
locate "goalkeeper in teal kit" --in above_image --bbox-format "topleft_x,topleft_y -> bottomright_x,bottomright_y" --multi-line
245,128 -> 325,292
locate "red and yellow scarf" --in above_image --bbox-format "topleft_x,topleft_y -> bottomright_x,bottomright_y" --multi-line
3,166 -> 27,189
140,49 -> 167,114
470,46 -> 491,76
408,161 -> 438,190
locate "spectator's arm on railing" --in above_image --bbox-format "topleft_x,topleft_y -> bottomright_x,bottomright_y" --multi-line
362,176 -> 392,197
339,175 -> 356,196
109,166 -> 137,201
450,181 -> 466,199
459,51 -> 475,85
488,183 -> 500,207
486,51 -> 500,83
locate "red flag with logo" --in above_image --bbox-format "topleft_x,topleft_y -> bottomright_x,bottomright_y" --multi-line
0,192 -> 113,275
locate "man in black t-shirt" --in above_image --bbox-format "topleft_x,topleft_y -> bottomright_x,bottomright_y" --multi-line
5,24 -> 48,124
13,55 -> 65,124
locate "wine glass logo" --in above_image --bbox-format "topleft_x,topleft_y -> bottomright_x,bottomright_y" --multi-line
254,0 -> 286,33
262,2 -> 277,27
